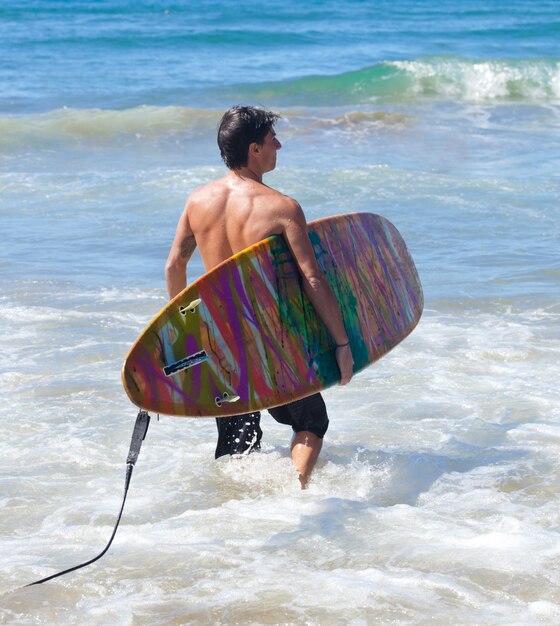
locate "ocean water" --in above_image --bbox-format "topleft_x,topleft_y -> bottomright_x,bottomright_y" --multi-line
1,1 -> 559,624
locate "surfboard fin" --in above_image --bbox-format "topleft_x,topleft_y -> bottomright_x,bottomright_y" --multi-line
179,298 -> 202,316
214,391 -> 241,407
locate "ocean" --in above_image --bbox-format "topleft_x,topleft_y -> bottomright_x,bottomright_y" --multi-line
1,0 -> 559,624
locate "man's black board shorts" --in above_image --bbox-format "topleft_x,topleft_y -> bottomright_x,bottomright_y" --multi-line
215,392 -> 329,459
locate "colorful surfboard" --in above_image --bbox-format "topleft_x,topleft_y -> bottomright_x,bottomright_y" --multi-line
122,212 -> 423,417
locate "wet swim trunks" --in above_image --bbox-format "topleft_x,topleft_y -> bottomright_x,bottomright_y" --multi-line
268,393 -> 329,439
214,412 -> 262,459
214,393 -> 328,459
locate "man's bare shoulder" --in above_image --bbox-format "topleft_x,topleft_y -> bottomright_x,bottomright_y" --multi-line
262,186 -> 301,214
187,176 -> 229,206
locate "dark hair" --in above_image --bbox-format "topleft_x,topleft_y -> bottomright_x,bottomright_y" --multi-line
217,105 -> 280,170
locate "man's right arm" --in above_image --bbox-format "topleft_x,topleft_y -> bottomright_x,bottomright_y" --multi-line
165,201 -> 197,299
279,199 -> 354,385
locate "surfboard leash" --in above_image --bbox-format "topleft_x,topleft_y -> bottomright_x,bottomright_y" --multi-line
23,409 -> 151,588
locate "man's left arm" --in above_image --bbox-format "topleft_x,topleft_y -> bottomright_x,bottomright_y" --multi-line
280,200 -> 354,385
165,203 -> 197,299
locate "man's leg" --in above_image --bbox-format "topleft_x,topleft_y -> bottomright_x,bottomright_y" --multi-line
291,431 -> 323,488
268,393 -> 329,488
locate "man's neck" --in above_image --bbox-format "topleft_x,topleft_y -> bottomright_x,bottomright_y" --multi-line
231,165 -> 263,184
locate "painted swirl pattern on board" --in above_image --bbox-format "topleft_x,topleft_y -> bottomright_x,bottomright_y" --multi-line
122,213 -> 423,417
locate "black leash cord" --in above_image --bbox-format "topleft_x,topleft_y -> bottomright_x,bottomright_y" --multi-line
24,410 -> 151,587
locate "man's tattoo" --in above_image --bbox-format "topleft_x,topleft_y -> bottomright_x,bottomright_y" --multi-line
180,235 -> 196,259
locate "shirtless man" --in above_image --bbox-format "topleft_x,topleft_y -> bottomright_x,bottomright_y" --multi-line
165,105 -> 353,488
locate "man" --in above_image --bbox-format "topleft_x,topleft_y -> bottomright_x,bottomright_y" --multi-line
165,105 -> 353,488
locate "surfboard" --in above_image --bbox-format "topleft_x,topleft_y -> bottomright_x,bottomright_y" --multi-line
122,212 -> 423,417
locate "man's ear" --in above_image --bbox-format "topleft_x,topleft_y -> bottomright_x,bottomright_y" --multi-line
248,141 -> 261,158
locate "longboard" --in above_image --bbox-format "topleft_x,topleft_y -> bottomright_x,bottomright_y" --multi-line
122,212 -> 423,417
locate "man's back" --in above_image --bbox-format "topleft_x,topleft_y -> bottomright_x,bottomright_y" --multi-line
187,173 -> 293,271
165,107 -> 353,385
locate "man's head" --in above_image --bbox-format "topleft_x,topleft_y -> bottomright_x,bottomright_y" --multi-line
218,106 -> 280,170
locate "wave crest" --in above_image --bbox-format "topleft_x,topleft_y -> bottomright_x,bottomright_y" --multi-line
0,106 -> 221,147
243,58 -> 560,104
390,58 -> 560,102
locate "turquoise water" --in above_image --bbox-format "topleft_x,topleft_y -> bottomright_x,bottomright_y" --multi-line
1,1 -> 560,624
2,1 -> 560,111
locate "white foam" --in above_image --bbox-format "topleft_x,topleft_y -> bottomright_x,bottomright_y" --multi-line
0,106 -> 221,146
2,166 -> 560,623
392,58 -> 560,103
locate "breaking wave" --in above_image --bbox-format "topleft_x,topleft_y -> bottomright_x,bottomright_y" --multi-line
240,57 -> 560,105
1,57 -> 559,148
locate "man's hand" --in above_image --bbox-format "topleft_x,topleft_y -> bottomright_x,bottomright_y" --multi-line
335,344 -> 354,385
